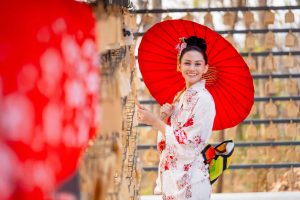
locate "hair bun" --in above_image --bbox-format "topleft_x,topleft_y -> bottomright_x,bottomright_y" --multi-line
185,36 -> 207,52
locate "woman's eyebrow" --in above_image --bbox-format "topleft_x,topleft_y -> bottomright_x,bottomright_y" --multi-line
183,59 -> 204,62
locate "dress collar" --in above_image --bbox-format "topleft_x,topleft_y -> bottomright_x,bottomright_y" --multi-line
186,79 -> 206,92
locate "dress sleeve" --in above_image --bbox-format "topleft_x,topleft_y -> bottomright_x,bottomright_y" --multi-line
164,92 -> 216,150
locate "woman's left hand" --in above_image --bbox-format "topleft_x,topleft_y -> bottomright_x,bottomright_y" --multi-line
137,107 -> 156,126
136,99 -> 166,135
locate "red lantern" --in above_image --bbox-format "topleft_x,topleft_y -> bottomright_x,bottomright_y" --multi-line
0,0 -> 99,199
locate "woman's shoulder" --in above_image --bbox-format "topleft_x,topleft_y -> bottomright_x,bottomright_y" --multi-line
197,88 -> 215,107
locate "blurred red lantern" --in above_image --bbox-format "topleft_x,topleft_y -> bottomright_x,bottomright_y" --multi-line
0,0 -> 99,199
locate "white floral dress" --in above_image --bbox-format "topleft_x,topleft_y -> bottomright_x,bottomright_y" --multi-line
155,79 -> 216,200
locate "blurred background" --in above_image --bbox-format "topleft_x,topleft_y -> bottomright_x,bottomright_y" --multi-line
1,0 -> 300,200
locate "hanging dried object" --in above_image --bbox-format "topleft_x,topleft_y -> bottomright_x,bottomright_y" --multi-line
284,53 -> 296,68
286,100 -> 299,118
245,53 -> 257,71
223,11 -> 235,27
204,12 -> 214,28
264,100 -> 278,118
286,78 -> 299,95
264,10 -> 275,25
264,122 -> 279,140
264,77 -> 278,96
163,14 -> 173,21
182,12 -> 194,21
264,31 -> 275,49
285,122 -> 297,140
245,123 -> 258,140
285,31 -> 298,47
243,10 -> 254,27
264,53 -> 276,72
285,10 -> 295,23
245,32 -> 256,51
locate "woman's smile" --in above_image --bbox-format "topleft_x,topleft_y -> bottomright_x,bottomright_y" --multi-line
180,50 -> 208,88
186,72 -> 198,77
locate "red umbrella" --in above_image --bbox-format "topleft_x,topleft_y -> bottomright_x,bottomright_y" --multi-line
138,19 -> 254,130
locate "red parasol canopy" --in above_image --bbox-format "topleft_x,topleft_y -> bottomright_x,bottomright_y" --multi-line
138,19 -> 254,131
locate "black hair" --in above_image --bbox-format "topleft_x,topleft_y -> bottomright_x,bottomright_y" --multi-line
179,36 -> 208,64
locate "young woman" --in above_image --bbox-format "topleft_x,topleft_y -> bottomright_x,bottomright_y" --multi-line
138,36 -> 216,200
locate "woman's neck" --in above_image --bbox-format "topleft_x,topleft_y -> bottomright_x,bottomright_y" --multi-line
186,79 -> 203,88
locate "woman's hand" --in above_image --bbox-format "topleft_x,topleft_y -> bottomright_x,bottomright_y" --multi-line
137,106 -> 157,126
160,103 -> 174,121
136,100 -> 166,135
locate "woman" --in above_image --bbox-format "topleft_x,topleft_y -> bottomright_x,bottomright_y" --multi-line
138,36 -> 216,200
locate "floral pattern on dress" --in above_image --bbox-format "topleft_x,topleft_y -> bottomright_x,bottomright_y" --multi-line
193,135 -> 202,145
182,117 -> 194,128
183,163 -> 192,171
162,193 -> 176,200
185,185 -> 192,199
161,145 -> 178,171
176,173 -> 190,190
174,129 -> 188,144
158,140 -> 166,153
185,90 -> 198,104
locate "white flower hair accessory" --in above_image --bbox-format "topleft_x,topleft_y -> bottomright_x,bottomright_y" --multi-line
176,37 -> 187,56
176,37 -> 187,71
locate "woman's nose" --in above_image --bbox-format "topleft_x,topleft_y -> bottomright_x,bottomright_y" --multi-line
189,64 -> 197,69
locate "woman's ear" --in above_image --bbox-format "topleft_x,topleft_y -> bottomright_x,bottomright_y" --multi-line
203,64 -> 209,74
177,64 -> 181,72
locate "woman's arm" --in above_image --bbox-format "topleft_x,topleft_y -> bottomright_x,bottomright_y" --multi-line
138,107 -> 167,138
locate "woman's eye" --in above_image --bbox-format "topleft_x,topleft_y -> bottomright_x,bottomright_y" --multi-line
184,63 -> 190,65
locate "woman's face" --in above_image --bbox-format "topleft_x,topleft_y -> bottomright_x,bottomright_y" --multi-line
180,50 -> 208,88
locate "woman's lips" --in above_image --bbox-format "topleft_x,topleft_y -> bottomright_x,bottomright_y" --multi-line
186,73 -> 198,77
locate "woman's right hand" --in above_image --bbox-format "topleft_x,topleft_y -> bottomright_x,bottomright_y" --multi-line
159,103 -> 174,121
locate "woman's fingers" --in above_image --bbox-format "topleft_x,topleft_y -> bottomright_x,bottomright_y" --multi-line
161,104 -> 172,111
161,103 -> 174,114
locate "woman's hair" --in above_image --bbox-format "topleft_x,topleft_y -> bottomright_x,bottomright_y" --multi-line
179,36 -> 208,64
